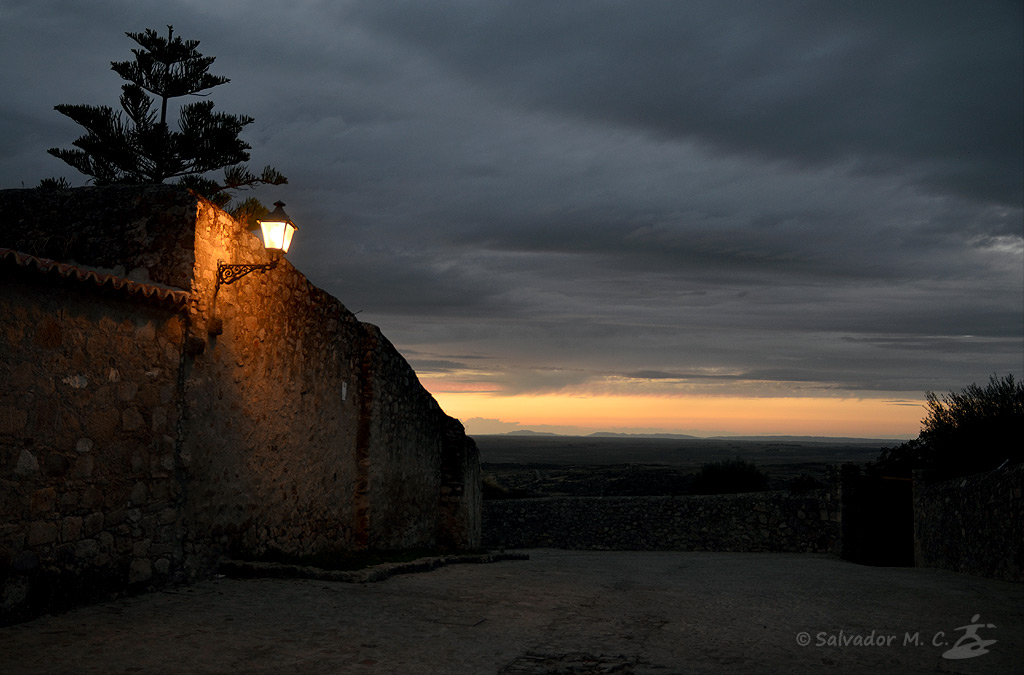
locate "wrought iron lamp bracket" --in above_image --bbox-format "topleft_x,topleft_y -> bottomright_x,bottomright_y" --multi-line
216,259 -> 278,287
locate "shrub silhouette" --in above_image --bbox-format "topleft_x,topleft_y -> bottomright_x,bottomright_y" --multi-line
691,458 -> 768,494
877,373 -> 1023,479
788,474 -> 824,493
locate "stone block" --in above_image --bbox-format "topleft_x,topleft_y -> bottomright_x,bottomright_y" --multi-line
33,317 -> 63,349
7,362 -> 34,390
97,531 -> 115,553
27,521 -> 58,547
81,485 -> 103,510
136,322 -> 156,341
14,449 -> 38,476
72,454 -> 96,479
158,508 -> 178,525
61,516 -> 83,543
122,408 -> 145,432
0,527 -> 25,554
159,435 -> 176,453
118,381 -> 138,402
0,408 -> 29,436
151,407 -> 168,432
85,407 -> 120,439
129,558 -> 152,584
43,453 -> 70,477
30,488 -> 57,514
149,542 -> 177,557
131,481 -> 148,505
135,381 -> 160,407
150,480 -> 175,501
75,538 -> 100,559
82,512 -> 104,537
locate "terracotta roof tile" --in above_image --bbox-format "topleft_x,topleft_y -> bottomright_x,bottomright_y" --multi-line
0,247 -> 190,308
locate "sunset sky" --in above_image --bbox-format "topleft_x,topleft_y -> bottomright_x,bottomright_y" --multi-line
1,1 -> 1021,438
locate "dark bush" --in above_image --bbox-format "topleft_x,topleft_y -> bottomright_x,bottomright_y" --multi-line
788,474 -> 824,493
481,475 -> 540,500
482,475 -> 511,500
877,374 -> 1023,479
691,458 -> 768,494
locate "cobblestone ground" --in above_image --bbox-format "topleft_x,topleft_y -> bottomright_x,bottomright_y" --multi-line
1,550 -> 1021,674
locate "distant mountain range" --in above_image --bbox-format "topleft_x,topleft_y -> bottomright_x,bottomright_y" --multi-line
495,430 -> 904,444
588,431 -> 699,439
499,430 -> 698,438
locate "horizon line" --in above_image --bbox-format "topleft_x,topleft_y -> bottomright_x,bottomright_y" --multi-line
471,430 -> 909,442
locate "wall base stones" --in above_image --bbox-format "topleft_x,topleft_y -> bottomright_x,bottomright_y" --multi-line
483,490 -> 840,554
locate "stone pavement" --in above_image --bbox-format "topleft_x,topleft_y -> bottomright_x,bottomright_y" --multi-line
1,550 -> 1021,674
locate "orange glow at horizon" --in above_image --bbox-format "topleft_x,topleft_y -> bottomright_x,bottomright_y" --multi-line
429,391 -> 926,438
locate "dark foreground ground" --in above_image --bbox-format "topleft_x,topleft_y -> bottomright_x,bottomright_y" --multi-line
1,550 -> 1020,674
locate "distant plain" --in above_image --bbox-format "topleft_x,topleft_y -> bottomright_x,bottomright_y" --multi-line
474,434 -> 895,497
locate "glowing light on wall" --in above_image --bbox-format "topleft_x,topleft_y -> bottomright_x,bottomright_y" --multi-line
216,201 -> 298,287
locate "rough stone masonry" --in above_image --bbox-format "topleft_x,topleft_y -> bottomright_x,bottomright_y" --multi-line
0,185 -> 481,625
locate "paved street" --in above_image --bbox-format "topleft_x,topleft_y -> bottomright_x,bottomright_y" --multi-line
1,550 -> 1021,674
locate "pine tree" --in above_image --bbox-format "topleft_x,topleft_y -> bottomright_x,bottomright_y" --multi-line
47,26 -> 285,214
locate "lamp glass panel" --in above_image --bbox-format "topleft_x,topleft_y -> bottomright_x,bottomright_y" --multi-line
260,220 -> 290,252
281,222 -> 296,253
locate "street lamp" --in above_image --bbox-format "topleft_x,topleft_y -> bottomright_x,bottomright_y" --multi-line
216,201 -> 298,287
258,201 -> 298,255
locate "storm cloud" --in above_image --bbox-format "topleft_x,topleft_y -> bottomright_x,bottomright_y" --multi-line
1,0 -> 1021,421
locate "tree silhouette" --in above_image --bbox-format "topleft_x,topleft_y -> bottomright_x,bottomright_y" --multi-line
48,26 -> 285,213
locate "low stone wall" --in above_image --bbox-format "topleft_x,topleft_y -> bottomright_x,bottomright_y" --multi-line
483,490 -> 840,553
913,464 -> 1023,582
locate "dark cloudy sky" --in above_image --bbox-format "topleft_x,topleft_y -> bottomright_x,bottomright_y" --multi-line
2,1 -> 1021,436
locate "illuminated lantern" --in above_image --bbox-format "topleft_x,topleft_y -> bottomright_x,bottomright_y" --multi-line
257,201 -> 298,254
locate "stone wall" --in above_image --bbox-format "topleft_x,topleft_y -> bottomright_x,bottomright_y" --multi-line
179,197 -> 368,569
437,419 -> 482,551
0,266 -> 188,624
359,324 -> 480,551
913,464 -> 1023,582
0,185 -> 197,289
180,193 -> 480,565
0,185 -> 481,624
483,490 -> 840,553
